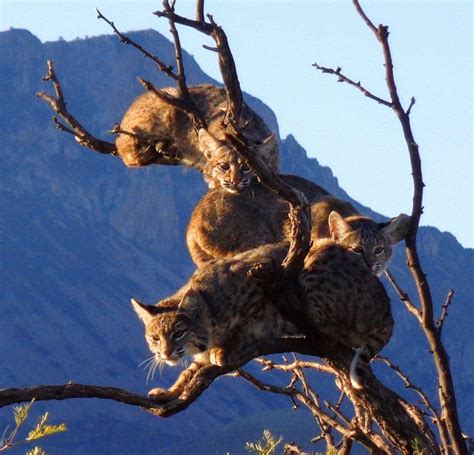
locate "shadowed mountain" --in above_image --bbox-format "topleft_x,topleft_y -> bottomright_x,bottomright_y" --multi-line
1,29 -> 472,454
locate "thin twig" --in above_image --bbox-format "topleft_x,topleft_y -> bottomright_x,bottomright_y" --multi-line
96,9 -> 177,79
154,4 -> 243,128
253,358 -> 335,375
436,289 -> 455,335
312,63 -> 392,107
384,269 -> 421,321
376,356 -> 441,423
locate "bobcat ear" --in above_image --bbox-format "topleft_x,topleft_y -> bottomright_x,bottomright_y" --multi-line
131,297 -> 161,324
177,289 -> 204,320
328,211 -> 353,241
198,128 -> 224,160
257,133 -> 278,170
380,213 -> 411,245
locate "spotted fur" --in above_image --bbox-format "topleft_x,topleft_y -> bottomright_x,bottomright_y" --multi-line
301,238 -> 393,389
115,84 -> 280,179
132,243 -> 299,401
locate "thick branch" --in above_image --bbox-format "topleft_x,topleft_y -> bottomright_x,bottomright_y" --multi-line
326,357 -> 440,454
0,384 -> 160,410
0,338 -> 318,414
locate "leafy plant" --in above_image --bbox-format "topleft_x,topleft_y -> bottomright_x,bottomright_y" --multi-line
0,399 -> 66,453
245,430 -> 284,455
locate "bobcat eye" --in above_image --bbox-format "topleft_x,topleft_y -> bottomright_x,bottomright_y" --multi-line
173,329 -> 186,340
351,246 -> 364,255
150,336 -> 160,344
241,164 -> 251,173
374,246 -> 384,255
218,162 -> 230,171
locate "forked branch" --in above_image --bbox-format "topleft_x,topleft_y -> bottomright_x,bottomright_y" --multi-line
36,60 -> 116,154
154,0 -> 243,128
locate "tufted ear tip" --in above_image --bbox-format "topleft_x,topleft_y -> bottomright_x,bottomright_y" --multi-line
381,213 -> 412,245
131,297 -> 159,324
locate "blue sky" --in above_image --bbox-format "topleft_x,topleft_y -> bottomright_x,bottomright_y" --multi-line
1,1 -> 472,248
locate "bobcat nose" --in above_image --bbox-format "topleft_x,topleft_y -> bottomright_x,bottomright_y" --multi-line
229,167 -> 242,185
160,341 -> 175,359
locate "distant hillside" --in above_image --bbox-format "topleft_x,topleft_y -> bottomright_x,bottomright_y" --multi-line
0,29 -> 472,453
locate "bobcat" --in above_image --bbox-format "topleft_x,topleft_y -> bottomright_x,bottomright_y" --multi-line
115,84 -> 280,186
187,187 -> 409,273
311,197 -> 411,276
300,236 -> 393,389
198,128 -> 276,192
186,174 -> 330,267
133,236 -> 393,400
131,243 -> 299,402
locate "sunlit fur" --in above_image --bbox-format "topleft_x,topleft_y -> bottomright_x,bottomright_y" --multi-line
138,296 -> 209,368
132,244 -> 299,373
115,84 -> 280,173
198,128 -> 276,194
203,147 -> 254,194
186,175 -> 330,267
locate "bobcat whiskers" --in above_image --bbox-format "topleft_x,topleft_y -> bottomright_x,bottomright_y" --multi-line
138,355 -> 162,384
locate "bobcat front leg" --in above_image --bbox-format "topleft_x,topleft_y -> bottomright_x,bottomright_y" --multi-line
148,361 -> 204,403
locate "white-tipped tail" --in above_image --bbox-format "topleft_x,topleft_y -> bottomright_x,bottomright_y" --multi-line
350,347 -> 364,390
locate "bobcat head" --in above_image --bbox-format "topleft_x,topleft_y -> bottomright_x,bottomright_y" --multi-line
198,129 -> 277,194
131,292 -> 209,367
328,211 -> 411,276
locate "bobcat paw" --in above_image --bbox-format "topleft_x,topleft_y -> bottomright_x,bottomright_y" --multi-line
209,348 -> 227,366
147,387 -> 177,403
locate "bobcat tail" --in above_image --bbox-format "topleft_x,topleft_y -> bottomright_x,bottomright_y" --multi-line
349,347 -> 368,389
350,326 -> 392,389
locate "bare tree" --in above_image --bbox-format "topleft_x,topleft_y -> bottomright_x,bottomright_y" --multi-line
5,1 -> 468,454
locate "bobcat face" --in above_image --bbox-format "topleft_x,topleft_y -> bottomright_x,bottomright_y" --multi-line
207,149 -> 254,193
132,295 -> 209,367
199,128 -> 276,194
328,211 -> 410,276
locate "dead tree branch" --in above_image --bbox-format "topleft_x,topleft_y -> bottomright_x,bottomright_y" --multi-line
0,338 -> 317,414
384,269 -> 421,321
436,289 -> 455,336
154,0 -> 243,128
314,2 -> 467,452
237,367 -> 392,454
311,63 -> 392,107
96,9 -> 177,79
36,60 -> 116,154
